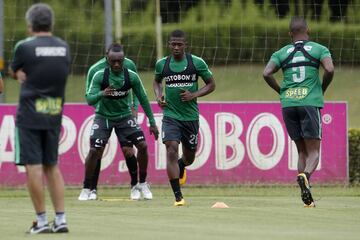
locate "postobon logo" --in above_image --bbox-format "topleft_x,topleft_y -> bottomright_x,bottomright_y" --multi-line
59,115 -> 77,155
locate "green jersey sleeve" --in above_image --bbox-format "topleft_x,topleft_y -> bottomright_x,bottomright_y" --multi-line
192,55 -> 213,82
129,71 -> 156,126
154,58 -> 166,81
124,58 -> 140,111
320,46 -> 331,61
270,51 -> 281,67
86,70 -> 104,105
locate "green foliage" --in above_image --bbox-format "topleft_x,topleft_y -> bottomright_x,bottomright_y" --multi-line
4,0 -> 360,73
349,129 -> 360,184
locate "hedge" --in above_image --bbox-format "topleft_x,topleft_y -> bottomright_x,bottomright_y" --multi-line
349,129 -> 360,184
4,21 -> 360,74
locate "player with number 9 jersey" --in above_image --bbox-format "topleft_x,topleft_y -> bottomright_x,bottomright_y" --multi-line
270,41 -> 331,108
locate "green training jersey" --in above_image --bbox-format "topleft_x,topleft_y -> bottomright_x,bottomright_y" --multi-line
86,68 -> 156,126
155,54 -> 213,121
270,41 -> 331,108
85,57 -> 139,109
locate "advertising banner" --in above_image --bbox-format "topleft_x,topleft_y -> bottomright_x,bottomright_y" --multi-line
0,102 -> 348,186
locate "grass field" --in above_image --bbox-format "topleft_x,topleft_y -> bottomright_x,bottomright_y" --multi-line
0,186 -> 359,240
2,64 -> 360,128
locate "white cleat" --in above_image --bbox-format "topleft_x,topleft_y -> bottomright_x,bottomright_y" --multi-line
88,189 -> 97,200
130,184 -> 141,200
139,182 -> 153,200
78,188 -> 90,201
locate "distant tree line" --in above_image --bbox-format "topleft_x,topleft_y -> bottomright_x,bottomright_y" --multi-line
128,0 -> 351,23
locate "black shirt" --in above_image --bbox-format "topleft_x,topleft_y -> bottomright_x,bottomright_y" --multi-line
11,36 -> 70,129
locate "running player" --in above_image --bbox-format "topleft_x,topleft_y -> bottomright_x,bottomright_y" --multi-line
263,16 -> 334,207
153,30 -> 215,206
79,43 -> 159,201
79,50 -> 145,201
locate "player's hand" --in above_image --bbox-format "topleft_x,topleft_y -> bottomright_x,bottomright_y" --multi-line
180,89 -> 194,101
131,107 -> 138,119
103,86 -> 116,97
149,125 -> 159,140
156,95 -> 167,108
16,70 -> 27,84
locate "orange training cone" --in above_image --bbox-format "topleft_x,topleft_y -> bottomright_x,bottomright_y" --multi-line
211,202 -> 229,208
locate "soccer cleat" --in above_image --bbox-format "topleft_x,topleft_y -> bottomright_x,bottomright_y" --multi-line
27,221 -> 51,234
304,202 -> 316,208
78,188 -> 91,201
174,198 -> 186,207
88,189 -> 98,200
179,168 -> 187,186
297,173 -> 315,206
130,184 -> 141,200
51,222 -> 69,233
138,182 -> 153,200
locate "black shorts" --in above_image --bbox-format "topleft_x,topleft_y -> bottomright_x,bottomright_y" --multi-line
162,116 -> 199,151
90,115 -> 145,148
15,126 -> 61,166
282,106 -> 322,141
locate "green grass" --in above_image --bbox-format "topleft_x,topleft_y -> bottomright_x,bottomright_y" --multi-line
3,64 -> 360,128
0,186 -> 359,240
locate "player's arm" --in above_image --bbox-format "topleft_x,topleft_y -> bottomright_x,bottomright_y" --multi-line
9,43 -> 27,83
85,68 -> 96,97
181,76 -> 215,102
321,57 -> 334,94
127,60 -> 140,115
86,72 -> 113,106
181,57 -> 215,101
153,60 -> 167,108
132,73 -> 159,139
263,61 -> 281,94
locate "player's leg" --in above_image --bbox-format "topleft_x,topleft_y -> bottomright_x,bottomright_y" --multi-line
79,116 -> 110,200
162,117 -> 184,205
297,106 -> 322,207
16,127 -> 51,234
116,116 -> 150,199
294,139 -> 307,173
282,107 -> 313,206
42,127 -> 68,233
121,145 -> 141,200
304,139 -> 321,175
178,120 -> 199,185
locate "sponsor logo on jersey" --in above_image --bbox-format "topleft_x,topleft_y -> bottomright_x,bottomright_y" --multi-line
286,46 -> 313,53
167,82 -> 194,88
35,47 -> 67,57
110,90 -> 129,97
285,87 -> 309,99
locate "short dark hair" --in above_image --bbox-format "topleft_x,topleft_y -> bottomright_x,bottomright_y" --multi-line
26,3 -> 54,32
170,29 -> 186,39
106,43 -> 123,54
289,16 -> 308,34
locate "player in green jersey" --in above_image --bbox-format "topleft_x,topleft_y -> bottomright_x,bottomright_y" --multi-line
263,17 -> 334,207
153,30 -> 215,206
79,43 -> 159,201
80,49 -> 143,201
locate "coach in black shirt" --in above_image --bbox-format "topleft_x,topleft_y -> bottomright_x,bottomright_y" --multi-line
10,3 -> 70,234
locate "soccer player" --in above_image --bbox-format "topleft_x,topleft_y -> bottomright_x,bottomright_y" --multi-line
79,50 -> 145,201
263,16 -> 334,207
153,30 -> 215,206
80,43 -> 159,201
10,3 -> 70,233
